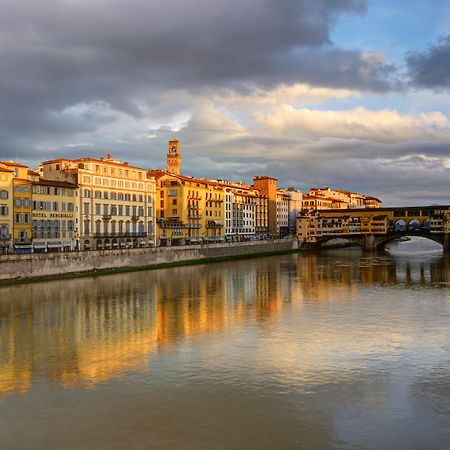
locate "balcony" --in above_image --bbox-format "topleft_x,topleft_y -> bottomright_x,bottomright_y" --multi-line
102,214 -> 112,221
131,215 -> 140,222
0,234 -> 11,241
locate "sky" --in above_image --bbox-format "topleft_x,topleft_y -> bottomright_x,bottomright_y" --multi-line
1,0 -> 450,205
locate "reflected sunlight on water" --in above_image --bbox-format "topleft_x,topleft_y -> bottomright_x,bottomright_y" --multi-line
1,246 -> 450,449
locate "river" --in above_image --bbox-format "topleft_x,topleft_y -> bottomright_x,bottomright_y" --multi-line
1,238 -> 450,449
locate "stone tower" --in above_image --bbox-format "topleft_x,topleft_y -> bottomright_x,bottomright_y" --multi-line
253,176 -> 278,237
167,137 -> 182,175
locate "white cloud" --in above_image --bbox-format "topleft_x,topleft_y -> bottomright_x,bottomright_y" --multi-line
254,105 -> 450,142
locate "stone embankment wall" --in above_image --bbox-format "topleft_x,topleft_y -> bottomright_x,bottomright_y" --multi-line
0,240 -> 298,283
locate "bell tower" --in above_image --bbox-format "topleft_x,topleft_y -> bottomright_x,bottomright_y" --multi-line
167,137 -> 182,175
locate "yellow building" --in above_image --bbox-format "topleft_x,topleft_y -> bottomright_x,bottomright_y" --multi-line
1,162 -> 33,253
149,170 -> 225,245
30,176 -> 78,252
0,163 -> 14,253
40,154 -> 156,250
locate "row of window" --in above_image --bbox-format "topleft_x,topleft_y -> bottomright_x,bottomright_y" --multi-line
84,189 -> 154,202
14,198 -> 31,208
84,203 -> 152,217
33,201 -> 75,212
83,221 -> 154,235
82,177 -> 145,189
14,186 -> 31,193
32,220 -> 75,231
14,213 -> 31,223
33,185 -> 75,196
82,166 -> 145,180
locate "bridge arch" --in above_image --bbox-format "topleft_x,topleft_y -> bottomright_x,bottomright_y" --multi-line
422,219 -> 431,231
394,219 -> 406,232
408,219 -> 420,232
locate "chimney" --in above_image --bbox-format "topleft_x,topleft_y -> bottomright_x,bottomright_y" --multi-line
107,152 -> 111,159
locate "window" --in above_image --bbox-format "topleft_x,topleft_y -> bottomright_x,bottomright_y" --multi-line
172,199 -> 177,205
84,189 -> 91,198
0,190 -> 8,200
84,203 -> 90,215
168,190 -> 177,196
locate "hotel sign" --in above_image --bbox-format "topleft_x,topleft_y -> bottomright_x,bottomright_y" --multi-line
33,212 -> 74,219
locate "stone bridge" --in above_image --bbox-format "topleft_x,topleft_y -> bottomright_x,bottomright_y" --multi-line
298,205 -> 450,252
316,231 -> 449,251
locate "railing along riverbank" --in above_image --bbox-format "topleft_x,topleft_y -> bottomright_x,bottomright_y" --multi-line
0,239 -> 299,284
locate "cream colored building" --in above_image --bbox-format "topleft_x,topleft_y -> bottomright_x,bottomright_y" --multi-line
306,187 -> 381,210
40,154 -> 156,250
30,175 -> 78,252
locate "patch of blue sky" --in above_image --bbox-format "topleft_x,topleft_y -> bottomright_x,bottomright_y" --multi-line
332,0 -> 450,63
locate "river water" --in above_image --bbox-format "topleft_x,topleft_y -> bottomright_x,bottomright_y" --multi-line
1,239 -> 450,449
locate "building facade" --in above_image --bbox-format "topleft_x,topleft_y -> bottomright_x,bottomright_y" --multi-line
30,175 -> 78,252
1,162 -> 33,253
40,154 -> 156,250
149,171 -> 225,245
0,163 -> 14,253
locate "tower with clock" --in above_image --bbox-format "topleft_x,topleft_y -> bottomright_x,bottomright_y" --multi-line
167,137 -> 182,175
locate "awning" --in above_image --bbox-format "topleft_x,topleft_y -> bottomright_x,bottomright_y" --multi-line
33,242 -> 47,248
47,242 -> 63,247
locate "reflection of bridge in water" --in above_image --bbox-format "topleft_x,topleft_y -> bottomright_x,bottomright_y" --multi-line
297,205 -> 450,251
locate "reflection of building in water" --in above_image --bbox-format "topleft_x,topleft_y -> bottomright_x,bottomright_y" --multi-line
0,279 -> 158,396
0,304 -> 33,399
0,262 -> 289,397
2,252 -> 448,398
294,250 -> 450,300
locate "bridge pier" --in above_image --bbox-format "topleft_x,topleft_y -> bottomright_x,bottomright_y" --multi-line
361,235 -> 378,251
444,234 -> 450,253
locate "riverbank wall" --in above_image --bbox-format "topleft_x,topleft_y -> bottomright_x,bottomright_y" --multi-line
0,239 -> 298,284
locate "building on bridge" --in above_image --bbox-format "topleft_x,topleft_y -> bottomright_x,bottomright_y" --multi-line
305,187 -> 382,210
297,205 -> 450,251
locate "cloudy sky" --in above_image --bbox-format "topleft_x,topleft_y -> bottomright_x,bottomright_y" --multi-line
1,0 -> 450,205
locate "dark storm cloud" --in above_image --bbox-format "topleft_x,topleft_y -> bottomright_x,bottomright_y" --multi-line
0,0 -> 396,152
179,134 -> 450,205
407,33 -> 450,88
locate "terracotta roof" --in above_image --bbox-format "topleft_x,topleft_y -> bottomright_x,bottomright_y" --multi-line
42,157 -> 146,171
1,161 -> 28,168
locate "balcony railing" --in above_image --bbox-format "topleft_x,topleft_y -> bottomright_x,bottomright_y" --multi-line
0,234 -> 11,241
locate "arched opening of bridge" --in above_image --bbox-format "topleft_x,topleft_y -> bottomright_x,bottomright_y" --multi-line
408,219 -> 420,232
394,219 -> 406,232
320,238 -> 360,249
385,236 -> 443,256
422,219 -> 431,231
